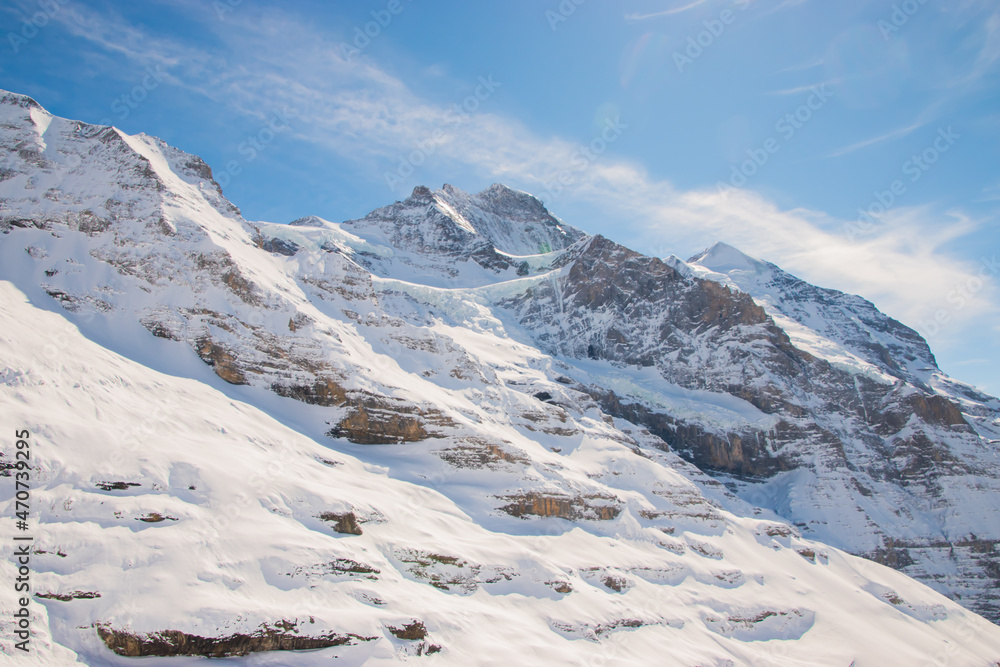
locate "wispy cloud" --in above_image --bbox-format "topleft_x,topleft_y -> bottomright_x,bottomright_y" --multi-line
825,119 -> 927,158
958,7 -> 1000,86
15,0 -> 183,69
776,57 -> 824,74
41,1 -> 1000,338
903,4 -> 1000,95
979,181 -> 1000,203
624,0 -> 710,21
764,78 -> 840,96
757,0 -> 810,18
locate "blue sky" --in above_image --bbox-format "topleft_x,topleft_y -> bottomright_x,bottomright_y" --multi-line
2,0 -> 999,391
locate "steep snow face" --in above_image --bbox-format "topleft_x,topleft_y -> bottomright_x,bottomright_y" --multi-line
681,243 -> 938,386
7,279 -> 1000,665
329,183 -> 585,288
441,182 -> 586,256
682,243 -> 1000,429
0,91 -> 240,229
662,244 -> 1000,617
5,89 -> 1000,663
689,241 -> 767,274
344,182 -> 584,257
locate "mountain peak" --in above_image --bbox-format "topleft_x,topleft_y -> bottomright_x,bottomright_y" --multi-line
408,184 -> 434,201
0,88 -> 43,111
288,215 -> 328,227
689,241 -> 766,274
347,183 -> 586,258
474,182 -> 547,213
479,182 -> 520,196
9,88 -> 1000,660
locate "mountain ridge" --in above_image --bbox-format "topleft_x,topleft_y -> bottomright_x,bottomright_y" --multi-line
4,89 -> 1000,664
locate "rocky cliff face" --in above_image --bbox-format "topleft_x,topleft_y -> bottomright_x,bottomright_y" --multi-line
493,231 -> 1000,625
325,181 -> 584,288
671,242 -> 1000,618
682,242 -> 940,386
4,90 -> 1000,664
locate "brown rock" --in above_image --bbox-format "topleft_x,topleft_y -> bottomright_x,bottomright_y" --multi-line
332,406 -> 427,444
96,623 -> 375,658
907,394 -> 968,428
328,396 -> 452,445
273,378 -> 347,407
221,268 -> 261,306
602,575 -> 629,592
195,337 -> 247,385
318,511 -> 363,535
387,621 -> 427,641
36,591 -> 100,601
499,491 -> 621,521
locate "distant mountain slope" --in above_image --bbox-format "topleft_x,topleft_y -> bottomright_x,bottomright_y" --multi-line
3,89 -> 1000,664
684,242 -> 939,386
682,241 -> 1000,417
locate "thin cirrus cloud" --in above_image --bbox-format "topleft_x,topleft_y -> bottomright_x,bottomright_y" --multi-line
623,0 -> 802,22
776,58 -> 825,74
624,1 -> 711,21
41,2 -> 999,339
763,78 -> 841,96
824,119 -> 929,159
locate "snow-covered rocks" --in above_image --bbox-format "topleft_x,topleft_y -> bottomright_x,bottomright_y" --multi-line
4,89 -> 1000,664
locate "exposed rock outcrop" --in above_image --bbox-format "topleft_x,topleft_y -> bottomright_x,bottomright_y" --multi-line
318,511 -> 363,535
499,492 -> 621,521
96,622 -> 376,658
329,397 -> 454,445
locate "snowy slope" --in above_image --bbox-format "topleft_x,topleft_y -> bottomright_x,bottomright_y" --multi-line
682,242 -> 1000,424
301,182 -> 585,289
3,89 -> 1000,663
668,242 -> 1000,615
682,242 -> 937,385
5,280 -> 1000,665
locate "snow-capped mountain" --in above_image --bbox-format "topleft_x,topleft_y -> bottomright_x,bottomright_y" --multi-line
682,242 -> 939,387
4,89 -> 1000,665
673,242 -> 1000,614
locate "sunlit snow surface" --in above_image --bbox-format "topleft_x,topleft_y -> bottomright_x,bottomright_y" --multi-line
5,281 -> 1000,665
3,89 -> 1000,664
